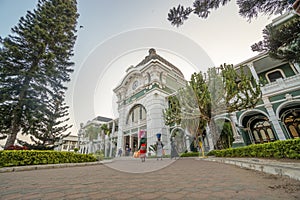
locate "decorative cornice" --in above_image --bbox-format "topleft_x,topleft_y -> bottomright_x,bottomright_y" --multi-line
135,48 -> 184,77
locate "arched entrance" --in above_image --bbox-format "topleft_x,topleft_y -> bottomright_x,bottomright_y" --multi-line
240,110 -> 277,144
123,104 -> 147,155
215,118 -> 234,149
170,127 -> 187,154
281,108 -> 300,139
247,115 -> 276,144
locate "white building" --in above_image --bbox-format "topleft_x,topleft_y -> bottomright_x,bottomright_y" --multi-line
55,135 -> 78,152
78,14 -> 300,155
77,116 -> 112,154
113,48 -> 186,155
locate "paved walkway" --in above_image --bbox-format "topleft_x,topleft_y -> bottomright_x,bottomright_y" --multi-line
204,157 -> 300,181
0,157 -> 300,200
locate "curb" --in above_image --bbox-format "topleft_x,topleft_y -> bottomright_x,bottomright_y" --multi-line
201,157 -> 300,181
0,159 -> 114,173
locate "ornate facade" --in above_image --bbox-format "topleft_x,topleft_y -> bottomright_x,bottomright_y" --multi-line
77,14 -> 299,155
228,13 -> 300,146
113,48 -> 186,155
234,53 -> 300,145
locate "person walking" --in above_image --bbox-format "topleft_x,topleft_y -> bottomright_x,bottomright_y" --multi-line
117,147 -> 122,157
156,134 -> 164,160
170,137 -> 179,159
138,130 -> 147,162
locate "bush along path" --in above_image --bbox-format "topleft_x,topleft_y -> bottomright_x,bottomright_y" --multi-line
208,139 -> 300,159
0,150 -> 97,167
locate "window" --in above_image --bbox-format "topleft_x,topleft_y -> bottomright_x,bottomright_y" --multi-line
126,105 -> 146,124
249,117 -> 276,144
147,73 -> 151,83
282,109 -> 300,139
134,107 -> 139,122
266,69 -> 285,83
131,112 -> 134,123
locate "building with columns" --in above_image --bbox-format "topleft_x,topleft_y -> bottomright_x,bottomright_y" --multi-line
77,14 -> 299,155
228,13 -> 300,145
231,52 -> 300,145
113,48 -> 186,155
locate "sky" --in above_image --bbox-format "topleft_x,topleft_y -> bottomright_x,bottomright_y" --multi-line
0,0 -> 278,136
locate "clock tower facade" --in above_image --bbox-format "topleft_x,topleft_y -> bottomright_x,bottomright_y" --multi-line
113,49 -> 186,154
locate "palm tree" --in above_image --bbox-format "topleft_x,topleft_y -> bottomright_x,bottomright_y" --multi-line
100,124 -> 111,157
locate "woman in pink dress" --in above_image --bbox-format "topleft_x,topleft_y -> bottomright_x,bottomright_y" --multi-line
138,130 -> 147,162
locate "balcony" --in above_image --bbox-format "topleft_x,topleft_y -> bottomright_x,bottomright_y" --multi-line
262,74 -> 300,96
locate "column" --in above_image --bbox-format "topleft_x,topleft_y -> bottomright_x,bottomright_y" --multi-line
230,112 -> 245,147
184,129 -> 191,152
247,63 -> 260,82
206,124 -> 215,151
262,97 -> 286,140
117,106 -> 126,151
294,63 -> 300,73
145,91 -> 166,149
129,134 -> 133,155
110,121 -> 115,157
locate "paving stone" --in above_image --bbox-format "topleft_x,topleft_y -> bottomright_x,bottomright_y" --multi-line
0,158 -> 300,199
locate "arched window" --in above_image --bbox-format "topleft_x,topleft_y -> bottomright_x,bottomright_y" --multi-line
253,130 -> 260,141
282,108 -> 300,139
160,72 -> 163,82
265,69 -> 285,83
267,128 -> 275,140
147,72 -> 151,83
126,105 -> 146,124
248,116 -> 276,144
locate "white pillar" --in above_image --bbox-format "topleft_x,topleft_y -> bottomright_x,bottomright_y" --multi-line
206,124 -> 215,151
247,63 -> 260,83
230,112 -> 245,145
145,91 -> 166,148
262,97 -> 286,140
105,135 -> 110,157
294,63 -> 300,73
109,121 -> 115,157
117,107 -> 126,151
184,128 -> 191,152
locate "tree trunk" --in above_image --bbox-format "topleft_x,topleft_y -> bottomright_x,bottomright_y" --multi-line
4,62 -> 38,149
4,122 -> 20,149
208,119 -> 218,148
4,100 -> 24,149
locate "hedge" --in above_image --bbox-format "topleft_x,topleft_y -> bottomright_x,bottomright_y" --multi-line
207,138 -> 300,159
180,152 -> 200,157
0,150 -> 97,167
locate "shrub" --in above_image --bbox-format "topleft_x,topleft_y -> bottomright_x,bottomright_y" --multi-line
93,150 -> 104,161
208,139 -> 300,159
0,150 -> 97,167
180,152 -> 200,157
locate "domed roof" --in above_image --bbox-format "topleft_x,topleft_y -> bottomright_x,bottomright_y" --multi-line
135,48 -> 184,77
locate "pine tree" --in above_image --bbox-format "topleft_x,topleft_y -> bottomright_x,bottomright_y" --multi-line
251,15 -> 300,63
17,91 -> 72,150
0,0 -> 79,149
168,0 -> 291,27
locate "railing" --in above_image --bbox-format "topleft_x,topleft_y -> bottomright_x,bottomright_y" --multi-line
262,74 -> 300,95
